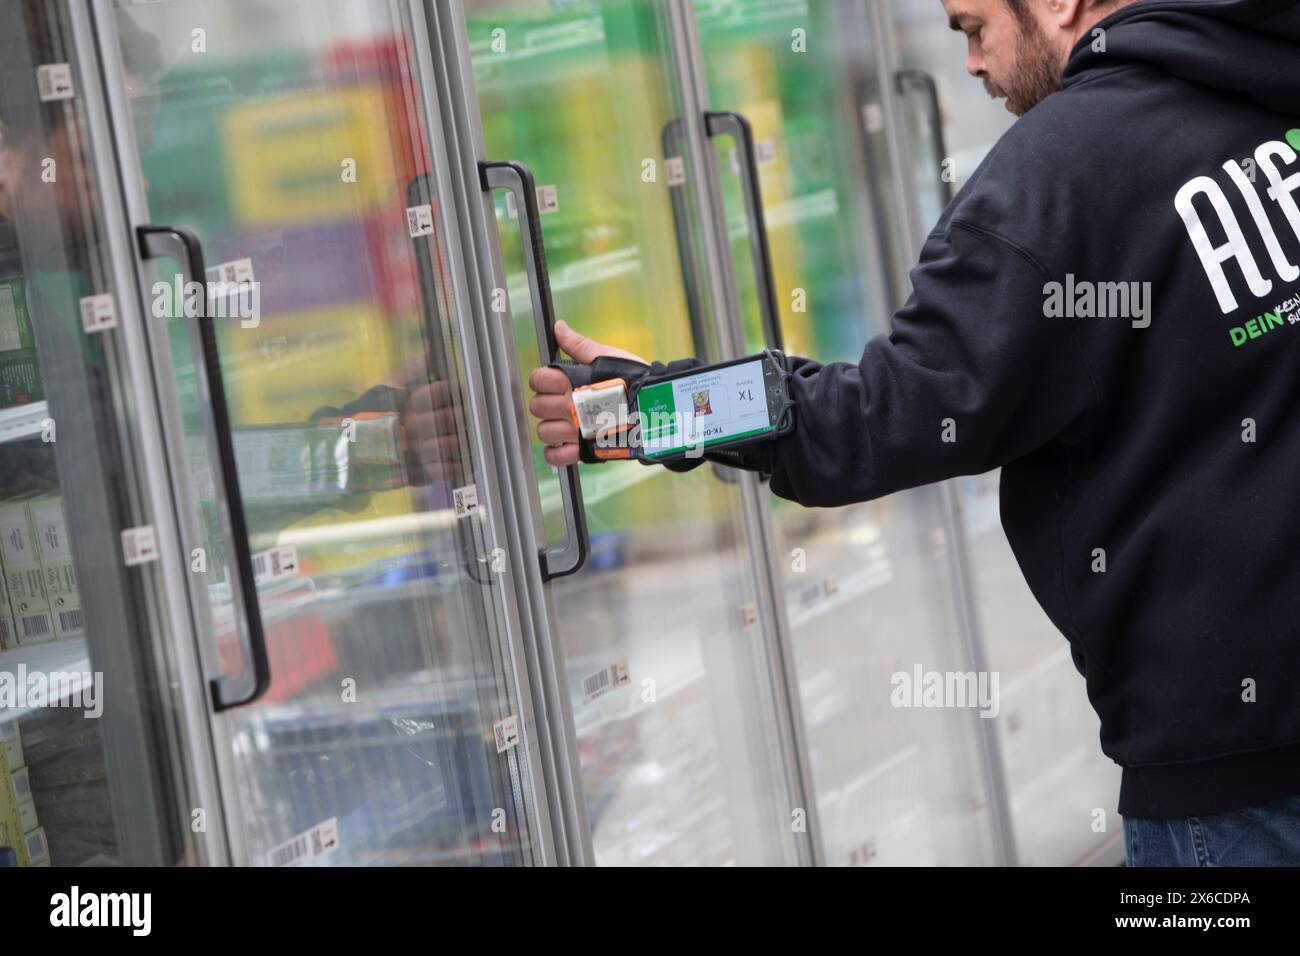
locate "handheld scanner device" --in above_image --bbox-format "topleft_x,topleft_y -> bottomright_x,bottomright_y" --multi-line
632,350 -> 794,463
570,378 -> 636,460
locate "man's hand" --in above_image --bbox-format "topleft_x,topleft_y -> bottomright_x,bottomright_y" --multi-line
528,319 -> 647,467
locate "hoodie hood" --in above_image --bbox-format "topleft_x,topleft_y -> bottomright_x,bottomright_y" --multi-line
1063,0 -> 1300,114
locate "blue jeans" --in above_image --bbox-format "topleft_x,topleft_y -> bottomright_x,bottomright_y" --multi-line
1124,794 -> 1300,866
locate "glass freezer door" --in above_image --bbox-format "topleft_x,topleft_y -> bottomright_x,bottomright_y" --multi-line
884,0 -> 1122,866
691,0 -> 998,865
0,0 -> 216,866
462,0 -> 803,865
96,0 -> 552,865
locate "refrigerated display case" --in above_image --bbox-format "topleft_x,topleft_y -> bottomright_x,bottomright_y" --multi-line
690,0 -> 998,865
462,0 -> 804,865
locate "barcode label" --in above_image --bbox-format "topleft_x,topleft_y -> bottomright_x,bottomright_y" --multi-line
79,293 -> 118,333
267,817 -> 339,867
406,204 -> 434,238
665,156 -> 686,186
582,659 -> 630,703
58,608 -> 85,634
270,836 -> 308,867
36,63 -> 75,102
755,138 -> 777,166
21,614 -> 51,639
121,525 -> 159,566
252,545 -> 299,584
452,484 -> 479,519
492,715 -> 520,753
582,667 -> 611,701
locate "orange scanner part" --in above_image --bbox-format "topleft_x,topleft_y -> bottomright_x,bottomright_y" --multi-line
569,377 -> 629,436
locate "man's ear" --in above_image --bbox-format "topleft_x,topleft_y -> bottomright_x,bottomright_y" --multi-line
1046,0 -> 1088,30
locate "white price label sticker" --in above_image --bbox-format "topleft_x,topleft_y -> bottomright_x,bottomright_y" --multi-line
79,294 -> 118,334
268,818 -> 340,867
406,204 -> 434,238
252,545 -> 299,584
121,526 -> 159,566
453,484 -> 479,518
505,187 -> 559,219
36,64 -> 75,102
205,257 -> 255,287
536,184 -> 560,215
581,660 -> 630,703
493,715 -> 520,753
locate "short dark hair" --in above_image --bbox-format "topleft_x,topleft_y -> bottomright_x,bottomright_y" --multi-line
1003,0 -> 1124,27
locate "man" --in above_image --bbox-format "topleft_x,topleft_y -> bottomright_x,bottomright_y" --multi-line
529,0 -> 1300,866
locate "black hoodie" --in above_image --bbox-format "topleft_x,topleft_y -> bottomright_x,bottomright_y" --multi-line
657,0 -> 1300,817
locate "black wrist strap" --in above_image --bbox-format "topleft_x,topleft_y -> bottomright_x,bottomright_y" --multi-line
553,357 -> 654,464
552,356 -> 652,391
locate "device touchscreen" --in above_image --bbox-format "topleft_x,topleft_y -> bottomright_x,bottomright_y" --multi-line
635,357 -> 778,459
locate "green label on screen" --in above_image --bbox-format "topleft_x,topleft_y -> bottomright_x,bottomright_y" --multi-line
637,381 -> 678,442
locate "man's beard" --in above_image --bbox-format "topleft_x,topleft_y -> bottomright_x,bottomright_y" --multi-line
985,17 -> 1063,116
